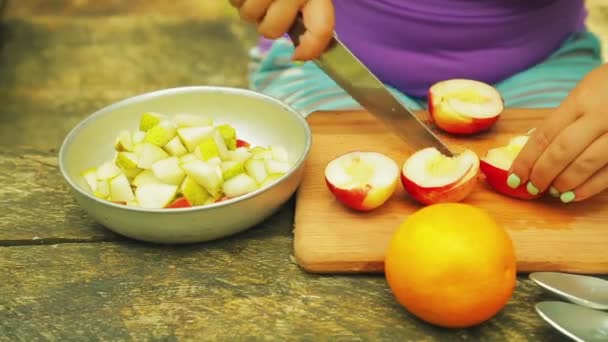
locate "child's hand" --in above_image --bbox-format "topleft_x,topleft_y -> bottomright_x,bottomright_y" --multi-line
229,0 -> 334,60
509,63 -> 608,203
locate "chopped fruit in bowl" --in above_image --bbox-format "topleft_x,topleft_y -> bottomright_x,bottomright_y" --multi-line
325,151 -> 399,211
401,147 -> 479,205
428,79 -> 504,135
480,134 -> 542,200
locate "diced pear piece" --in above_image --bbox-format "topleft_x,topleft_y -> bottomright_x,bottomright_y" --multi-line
121,167 -> 143,180
245,159 -> 268,184
151,157 -> 186,185
220,160 -> 245,180
217,124 -> 237,150
144,120 -> 177,147
96,161 -> 121,180
94,179 -> 110,198
132,169 -> 163,187
264,159 -> 291,174
109,173 -> 135,202
181,160 -> 224,197
180,176 -> 210,206
163,136 -> 188,157
135,183 -> 178,209
222,173 -> 258,198
179,153 -> 198,165
115,152 -> 139,170
132,131 -> 146,144
227,147 -> 252,164
114,130 -> 134,152
196,136 -> 220,161
172,114 -> 213,127
251,147 -> 272,160
177,126 -> 214,152
139,112 -> 165,132
81,167 -> 98,191
260,173 -> 284,187
270,145 -> 288,162
137,143 -> 169,169
212,128 -> 229,160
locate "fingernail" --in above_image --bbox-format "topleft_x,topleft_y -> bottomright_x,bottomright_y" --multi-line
507,174 -> 521,189
526,182 -> 539,196
293,60 -> 305,66
560,191 -> 575,203
549,186 -> 560,197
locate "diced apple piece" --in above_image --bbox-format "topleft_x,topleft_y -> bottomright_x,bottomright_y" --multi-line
132,131 -> 146,144
270,145 -> 288,162
144,120 -> 177,146
251,147 -> 272,160
163,136 -> 188,157
180,176 -> 210,206
325,151 -> 399,211
196,136 -> 220,161
115,152 -> 139,170
179,153 -> 198,165
137,143 -> 169,169
109,173 -> 135,203
265,159 -> 291,174
132,169 -> 164,187
151,157 -> 186,185
245,159 -> 268,184
172,114 -> 213,128
236,139 -> 250,148
212,129 -> 229,160
480,134 -> 542,200
121,167 -> 143,180
177,126 -> 214,152
217,124 -> 237,150
96,161 -> 121,180
207,157 -> 222,167
126,200 -> 139,207
94,179 -> 110,199
165,197 -> 192,208
260,173 -> 284,187
81,167 -> 98,192
222,173 -> 258,198
227,147 -> 252,164
135,183 -> 178,209
114,130 -> 134,152
428,79 -> 504,135
220,161 -> 245,180
400,148 -> 479,205
139,112 -> 165,132
181,160 -> 224,197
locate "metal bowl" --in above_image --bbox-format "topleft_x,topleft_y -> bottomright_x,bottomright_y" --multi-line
59,86 -> 311,244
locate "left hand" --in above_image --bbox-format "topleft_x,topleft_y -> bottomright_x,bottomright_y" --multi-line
508,63 -> 608,203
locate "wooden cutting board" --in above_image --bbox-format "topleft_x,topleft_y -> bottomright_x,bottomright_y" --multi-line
293,109 -> 608,275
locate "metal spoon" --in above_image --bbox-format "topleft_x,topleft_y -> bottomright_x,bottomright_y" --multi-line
536,301 -> 608,342
530,272 -> 608,310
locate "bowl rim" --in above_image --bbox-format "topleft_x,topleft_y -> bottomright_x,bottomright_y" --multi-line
58,85 -> 312,214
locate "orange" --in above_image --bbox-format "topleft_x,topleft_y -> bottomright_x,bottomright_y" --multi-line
384,203 -> 516,328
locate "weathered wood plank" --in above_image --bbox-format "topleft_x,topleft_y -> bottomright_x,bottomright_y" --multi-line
0,147 -> 120,243
0,16 -> 256,149
0,235 -> 567,341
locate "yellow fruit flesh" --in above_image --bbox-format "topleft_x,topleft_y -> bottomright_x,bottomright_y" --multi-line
425,154 -> 462,178
442,88 -> 490,104
344,156 -> 373,186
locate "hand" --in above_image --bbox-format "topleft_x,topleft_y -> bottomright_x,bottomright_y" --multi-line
229,0 -> 334,60
509,63 -> 608,203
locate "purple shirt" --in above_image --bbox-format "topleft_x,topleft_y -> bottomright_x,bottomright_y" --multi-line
261,1 -> 587,98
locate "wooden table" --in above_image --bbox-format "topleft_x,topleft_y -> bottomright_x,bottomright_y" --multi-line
0,2 -> 573,340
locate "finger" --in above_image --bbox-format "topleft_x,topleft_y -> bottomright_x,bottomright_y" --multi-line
293,0 -> 334,60
565,162 -> 608,203
507,98 -> 581,189
552,132 -> 608,194
257,0 -> 301,39
239,0 -> 274,22
526,116 -> 606,194
229,0 -> 246,8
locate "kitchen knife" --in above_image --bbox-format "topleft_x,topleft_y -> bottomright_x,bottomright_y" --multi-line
287,16 -> 454,156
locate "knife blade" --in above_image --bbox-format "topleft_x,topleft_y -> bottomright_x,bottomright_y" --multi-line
287,16 -> 454,156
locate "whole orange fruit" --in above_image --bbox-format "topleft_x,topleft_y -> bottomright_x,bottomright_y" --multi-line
384,203 -> 516,328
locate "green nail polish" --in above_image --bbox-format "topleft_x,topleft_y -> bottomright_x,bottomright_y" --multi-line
560,191 -> 575,203
549,186 -> 560,197
507,174 -> 521,189
526,182 -> 539,195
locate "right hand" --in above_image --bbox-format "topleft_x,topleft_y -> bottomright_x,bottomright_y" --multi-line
229,0 -> 335,60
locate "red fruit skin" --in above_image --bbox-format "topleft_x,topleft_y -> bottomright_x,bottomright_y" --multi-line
325,178 -> 373,211
236,139 -> 250,148
400,171 -> 477,205
215,196 -> 232,203
165,197 -> 192,208
479,159 -> 542,200
427,91 -> 501,135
